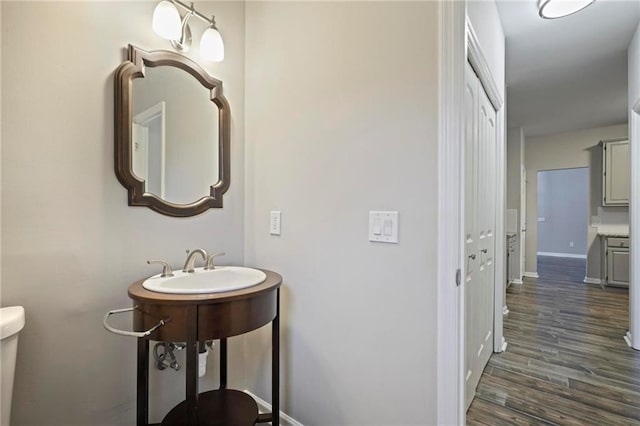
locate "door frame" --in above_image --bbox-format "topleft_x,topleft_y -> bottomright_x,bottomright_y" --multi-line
437,2 -> 506,424
467,18 -> 507,358
133,101 -> 167,198
519,165 -> 527,283
628,97 -> 640,350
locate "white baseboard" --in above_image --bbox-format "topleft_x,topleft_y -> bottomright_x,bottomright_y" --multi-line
511,278 -> 523,285
537,252 -> 587,259
500,337 -> 507,352
244,390 -> 304,426
624,331 -> 632,348
583,277 -> 602,285
523,272 -> 539,279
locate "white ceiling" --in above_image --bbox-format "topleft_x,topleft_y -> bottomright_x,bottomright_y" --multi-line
496,0 -> 640,137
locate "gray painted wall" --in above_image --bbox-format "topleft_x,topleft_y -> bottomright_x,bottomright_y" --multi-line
506,128 -> 523,213
1,2 -> 246,424
244,2 -> 439,424
537,168 -> 589,256
524,124 -> 628,278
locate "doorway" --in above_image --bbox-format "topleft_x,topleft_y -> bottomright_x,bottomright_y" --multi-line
133,101 -> 166,198
437,2 -> 640,424
536,167 -> 589,279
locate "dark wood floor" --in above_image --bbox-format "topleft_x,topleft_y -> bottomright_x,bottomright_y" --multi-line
467,255 -> 640,425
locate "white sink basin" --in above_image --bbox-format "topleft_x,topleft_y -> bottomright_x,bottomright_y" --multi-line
142,266 -> 267,294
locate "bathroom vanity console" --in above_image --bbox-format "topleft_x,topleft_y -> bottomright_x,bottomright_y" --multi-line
127,269 -> 282,426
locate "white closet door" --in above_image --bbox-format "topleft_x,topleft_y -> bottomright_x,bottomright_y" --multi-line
464,62 -> 497,410
477,81 -> 496,375
464,62 -> 480,410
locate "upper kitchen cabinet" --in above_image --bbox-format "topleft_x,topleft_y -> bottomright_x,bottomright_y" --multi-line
602,139 -> 629,206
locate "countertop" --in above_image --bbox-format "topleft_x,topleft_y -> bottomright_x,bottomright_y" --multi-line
596,225 -> 629,237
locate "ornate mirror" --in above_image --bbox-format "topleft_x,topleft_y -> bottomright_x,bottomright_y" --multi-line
114,45 -> 230,217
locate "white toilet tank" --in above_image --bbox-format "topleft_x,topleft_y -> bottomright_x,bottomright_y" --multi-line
1,306 -> 25,426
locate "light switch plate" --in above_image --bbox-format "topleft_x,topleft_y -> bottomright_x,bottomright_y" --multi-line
369,211 -> 398,243
270,211 -> 281,235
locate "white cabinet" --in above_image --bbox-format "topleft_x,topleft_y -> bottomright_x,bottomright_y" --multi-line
604,237 -> 629,287
602,139 -> 629,206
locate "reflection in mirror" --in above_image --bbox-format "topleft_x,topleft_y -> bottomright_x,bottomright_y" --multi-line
132,101 -> 165,197
132,66 -> 219,205
114,45 -> 230,217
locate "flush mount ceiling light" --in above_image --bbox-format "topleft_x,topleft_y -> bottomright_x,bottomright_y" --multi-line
152,0 -> 224,62
538,0 -> 596,19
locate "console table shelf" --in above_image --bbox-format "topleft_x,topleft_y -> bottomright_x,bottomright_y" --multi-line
161,390 -> 259,426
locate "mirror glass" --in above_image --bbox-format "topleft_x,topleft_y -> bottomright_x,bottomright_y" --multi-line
132,66 -> 219,205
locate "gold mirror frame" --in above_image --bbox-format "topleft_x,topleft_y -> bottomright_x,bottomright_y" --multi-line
114,44 -> 230,217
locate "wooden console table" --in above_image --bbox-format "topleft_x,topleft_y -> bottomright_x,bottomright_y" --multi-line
126,269 -> 282,426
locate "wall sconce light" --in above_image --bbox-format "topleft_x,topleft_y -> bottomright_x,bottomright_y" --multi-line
152,0 -> 224,62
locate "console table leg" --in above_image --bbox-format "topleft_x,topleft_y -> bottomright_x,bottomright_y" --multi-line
220,338 -> 228,389
137,338 -> 149,426
272,289 -> 280,426
186,306 -> 198,426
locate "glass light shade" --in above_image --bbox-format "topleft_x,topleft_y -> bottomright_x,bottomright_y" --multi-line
538,0 -> 595,19
152,1 -> 181,40
200,27 -> 224,62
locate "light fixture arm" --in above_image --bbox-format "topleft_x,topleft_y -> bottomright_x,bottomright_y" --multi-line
171,0 -> 216,28
177,10 -> 193,46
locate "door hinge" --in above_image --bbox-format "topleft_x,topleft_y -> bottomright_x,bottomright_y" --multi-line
456,269 -> 461,287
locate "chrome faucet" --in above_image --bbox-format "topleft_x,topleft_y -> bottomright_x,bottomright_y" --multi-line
183,249 -> 208,273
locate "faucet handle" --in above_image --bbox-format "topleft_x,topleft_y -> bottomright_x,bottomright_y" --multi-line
205,252 -> 226,270
147,260 -> 174,277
